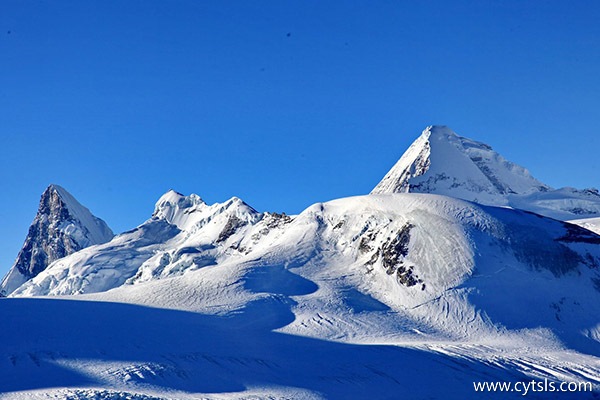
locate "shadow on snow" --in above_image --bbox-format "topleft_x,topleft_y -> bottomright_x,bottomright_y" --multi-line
1,297 -> 593,399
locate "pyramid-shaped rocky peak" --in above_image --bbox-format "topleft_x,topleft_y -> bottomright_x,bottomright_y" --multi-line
371,126 -> 550,206
0,185 -> 114,296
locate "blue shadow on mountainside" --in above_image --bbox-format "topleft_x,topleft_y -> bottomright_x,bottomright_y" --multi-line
465,207 -> 600,358
0,297 -> 596,399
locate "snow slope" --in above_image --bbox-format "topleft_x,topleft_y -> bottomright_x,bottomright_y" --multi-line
3,193 -> 600,398
1,295 -> 596,400
0,185 -> 113,296
371,126 -> 600,220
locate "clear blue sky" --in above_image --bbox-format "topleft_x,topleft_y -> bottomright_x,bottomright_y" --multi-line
1,1 -> 599,274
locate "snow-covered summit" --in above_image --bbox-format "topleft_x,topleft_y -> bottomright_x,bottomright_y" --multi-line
152,189 -> 207,230
372,126 -> 600,219
0,185 -> 114,296
372,125 -> 549,203
152,189 -> 259,232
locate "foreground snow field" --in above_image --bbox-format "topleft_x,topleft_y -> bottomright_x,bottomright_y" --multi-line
0,296 -> 597,400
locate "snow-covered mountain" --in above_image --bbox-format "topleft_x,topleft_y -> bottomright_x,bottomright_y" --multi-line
11,190 -> 292,296
3,192 -> 600,398
3,128 -> 600,398
12,191 -> 600,341
0,185 -> 114,296
372,125 -> 600,220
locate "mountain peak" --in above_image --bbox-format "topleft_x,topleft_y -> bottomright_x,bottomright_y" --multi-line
152,190 -> 207,229
40,185 -> 114,244
154,189 -> 205,209
46,183 -> 62,192
45,184 -> 78,205
43,184 -> 68,206
371,126 -> 550,205
152,190 -> 261,233
154,188 -> 204,210
423,125 -> 456,139
0,185 -> 114,296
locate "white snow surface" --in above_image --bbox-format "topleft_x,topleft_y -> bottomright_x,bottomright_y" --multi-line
3,191 -> 600,398
372,126 -> 600,220
50,184 -> 114,245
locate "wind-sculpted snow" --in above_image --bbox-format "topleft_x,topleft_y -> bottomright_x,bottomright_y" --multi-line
569,216 -> 600,236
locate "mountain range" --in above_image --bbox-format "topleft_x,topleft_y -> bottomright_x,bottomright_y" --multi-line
2,126 -> 600,399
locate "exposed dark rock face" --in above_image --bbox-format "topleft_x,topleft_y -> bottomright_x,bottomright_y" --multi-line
250,212 -> 294,243
381,223 -> 413,273
15,189 -> 75,277
217,215 -> 246,243
359,232 -> 377,253
361,223 -> 425,289
265,212 -> 293,229
380,223 -> 423,288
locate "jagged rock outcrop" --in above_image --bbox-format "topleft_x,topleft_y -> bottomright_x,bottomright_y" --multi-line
0,185 -> 113,296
